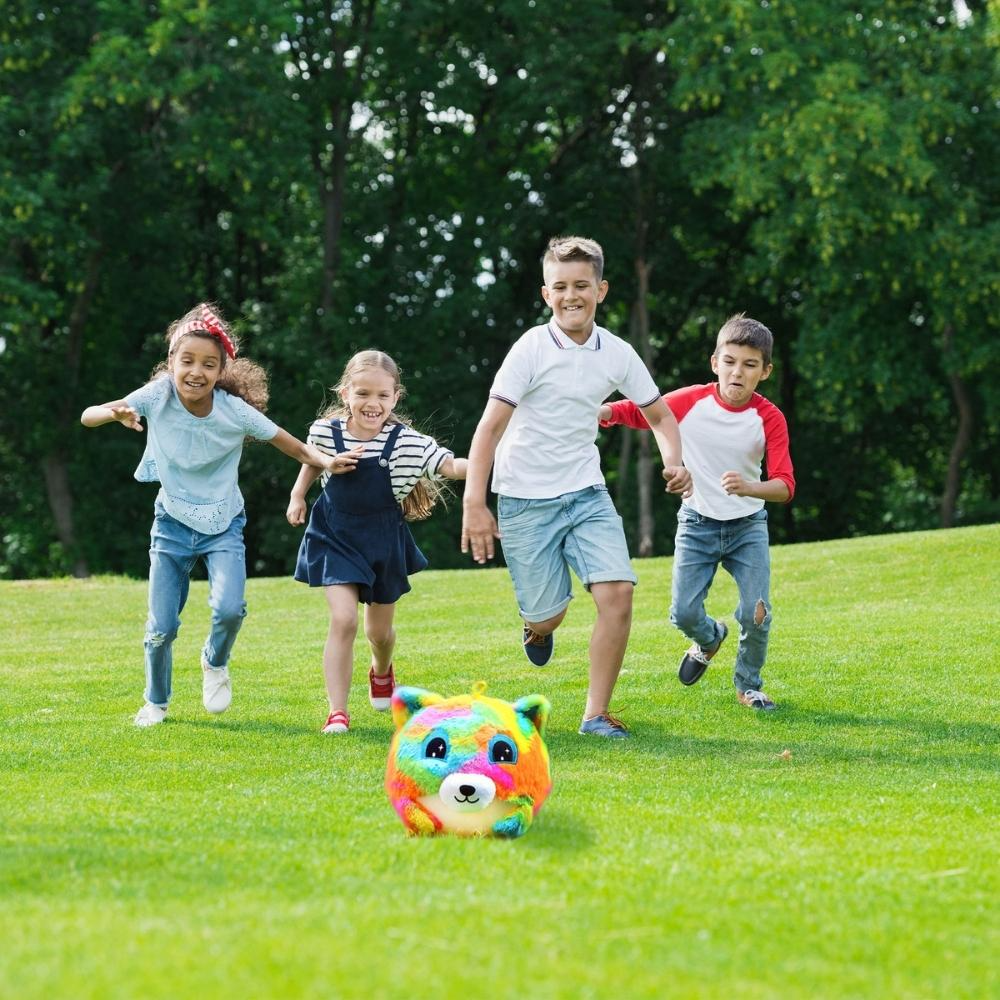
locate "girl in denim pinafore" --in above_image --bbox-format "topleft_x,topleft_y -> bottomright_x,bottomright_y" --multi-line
295,419 -> 427,602
287,350 -> 467,735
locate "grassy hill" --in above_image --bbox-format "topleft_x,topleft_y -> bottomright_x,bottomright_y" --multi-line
2,524 -> 998,999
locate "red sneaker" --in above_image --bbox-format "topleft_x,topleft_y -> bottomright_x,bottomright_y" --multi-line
321,710 -> 350,734
369,664 -> 395,711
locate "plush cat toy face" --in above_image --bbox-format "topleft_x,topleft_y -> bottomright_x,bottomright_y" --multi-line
385,686 -> 552,838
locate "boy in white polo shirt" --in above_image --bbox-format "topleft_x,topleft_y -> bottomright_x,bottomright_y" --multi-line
600,313 -> 795,710
462,235 -> 691,739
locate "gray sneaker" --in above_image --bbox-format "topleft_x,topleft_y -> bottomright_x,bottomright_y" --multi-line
578,713 -> 630,739
678,621 -> 728,686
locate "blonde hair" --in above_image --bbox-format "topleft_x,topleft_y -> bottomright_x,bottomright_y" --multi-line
323,350 -> 444,522
152,303 -> 269,411
542,235 -> 605,281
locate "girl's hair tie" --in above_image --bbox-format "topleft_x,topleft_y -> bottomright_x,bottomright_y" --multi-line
170,304 -> 237,360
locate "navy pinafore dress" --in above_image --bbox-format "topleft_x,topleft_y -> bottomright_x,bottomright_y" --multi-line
294,419 -> 428,604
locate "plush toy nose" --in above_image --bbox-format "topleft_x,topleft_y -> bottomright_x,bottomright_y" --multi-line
460,784 -> 476,797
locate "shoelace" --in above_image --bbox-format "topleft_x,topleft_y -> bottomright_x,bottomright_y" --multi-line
601,712 -> 629,731
524,629 -> 549,647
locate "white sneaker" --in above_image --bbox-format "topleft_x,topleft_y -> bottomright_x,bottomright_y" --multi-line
202,655 -> 232,714
134,703 -> 167,728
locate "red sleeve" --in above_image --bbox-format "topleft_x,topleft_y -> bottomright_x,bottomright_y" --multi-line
600,398 -> 651,430
757,400 -> 795,501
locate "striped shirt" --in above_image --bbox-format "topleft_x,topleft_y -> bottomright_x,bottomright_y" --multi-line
307,419 -> 453,500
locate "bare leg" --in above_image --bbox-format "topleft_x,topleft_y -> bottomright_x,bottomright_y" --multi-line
584,581 -> 633,718
523,607 -> 567,636
364,601 -> 397,676
323,584 -> 359,713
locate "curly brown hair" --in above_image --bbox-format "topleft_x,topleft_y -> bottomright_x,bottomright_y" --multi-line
322,350 -> 446,522
150,302 -> 269,411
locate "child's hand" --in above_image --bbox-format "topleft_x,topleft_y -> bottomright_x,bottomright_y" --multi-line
326,445 -> 365,475
461,505 -> 501,563
598,404 -> 612,423
286,496 -> 307,526
720,471 -> 751,497
662,465 -> 693,498
110,405 -> 142,431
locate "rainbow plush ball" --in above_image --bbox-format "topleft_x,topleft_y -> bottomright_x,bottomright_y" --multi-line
385,684 -> 552,838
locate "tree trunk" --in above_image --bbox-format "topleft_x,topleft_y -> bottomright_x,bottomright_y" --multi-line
41,245 -> 103,578
632,241 -> 655,556
615,428 -> 633,511
940,326 -> 973,528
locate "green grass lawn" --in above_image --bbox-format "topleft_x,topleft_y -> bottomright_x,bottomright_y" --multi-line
2,524 -> 998,999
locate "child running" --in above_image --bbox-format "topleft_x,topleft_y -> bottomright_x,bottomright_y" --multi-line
462,235 -> 691,739
286,350 -> 467,735
81,303 -> 341,728
600,313 -> 795,710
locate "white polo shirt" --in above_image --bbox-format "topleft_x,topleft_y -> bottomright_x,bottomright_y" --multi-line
489,321 -> 660,499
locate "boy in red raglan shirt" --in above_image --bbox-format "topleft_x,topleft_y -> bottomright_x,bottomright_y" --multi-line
600,314 -> 795,710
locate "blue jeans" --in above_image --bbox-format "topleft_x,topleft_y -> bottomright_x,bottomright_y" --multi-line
498,485 -> 636,621
670,506 -> 772,692
144,500 -> 248,707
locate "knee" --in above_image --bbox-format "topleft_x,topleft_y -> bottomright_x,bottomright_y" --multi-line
212,600 -> 247,631
595,582 -> 633,621
364,621 -> 395,647
738,598 -> 771,632
328,607 -> 359,641
144,622 -> 178,647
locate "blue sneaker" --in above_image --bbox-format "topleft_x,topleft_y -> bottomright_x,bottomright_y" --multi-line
578,713 -> 630,739
522,626 -> 554,667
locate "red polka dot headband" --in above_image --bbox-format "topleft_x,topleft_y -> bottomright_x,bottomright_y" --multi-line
170,304 -> 237,360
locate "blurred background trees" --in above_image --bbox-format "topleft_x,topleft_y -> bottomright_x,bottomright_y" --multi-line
2,0 -> 997,579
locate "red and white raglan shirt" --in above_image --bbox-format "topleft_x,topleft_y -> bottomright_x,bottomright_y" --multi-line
603,384 -> 795,520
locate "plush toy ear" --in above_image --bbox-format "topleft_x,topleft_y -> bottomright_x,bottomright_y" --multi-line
391,686 -> 444,731
513,694 -> 550,738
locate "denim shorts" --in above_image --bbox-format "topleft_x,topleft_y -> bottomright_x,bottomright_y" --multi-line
497,485 -> 636,622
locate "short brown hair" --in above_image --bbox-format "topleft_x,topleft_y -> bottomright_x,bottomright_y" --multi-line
715,313 -> 774,367
542,235 -> 605,281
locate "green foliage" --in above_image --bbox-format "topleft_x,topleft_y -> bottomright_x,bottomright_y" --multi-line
1,525 -> 998,998
1,1 -> 997,578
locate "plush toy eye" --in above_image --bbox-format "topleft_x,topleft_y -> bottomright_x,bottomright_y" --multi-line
422,733 -> 449,759
488,735 -> 518,764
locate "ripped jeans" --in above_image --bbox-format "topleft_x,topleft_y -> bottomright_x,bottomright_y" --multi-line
143,499 -> 248,707
670,506 -> 772,693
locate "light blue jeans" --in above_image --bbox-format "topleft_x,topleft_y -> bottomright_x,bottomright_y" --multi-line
670,506 -> 772,692
498,485 -> 637,622
144,499 -> 248,707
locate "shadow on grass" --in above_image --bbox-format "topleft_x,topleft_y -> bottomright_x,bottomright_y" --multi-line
627,707 -> 1000,773
172,716 -> 396,747
782,702 -> 1000,747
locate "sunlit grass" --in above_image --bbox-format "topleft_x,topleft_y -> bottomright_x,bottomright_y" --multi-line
2,524 -> 998,999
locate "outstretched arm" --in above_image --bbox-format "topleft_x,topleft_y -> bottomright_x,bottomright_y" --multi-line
438,456 -> 468,480
461,399 -> 513,563
641,398 -> 692,497
80,400 -> 143,431
269,428 -> 361,473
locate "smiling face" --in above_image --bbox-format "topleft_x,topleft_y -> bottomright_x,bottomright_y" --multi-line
341,366 -> 400,439
169,334 -> 224,415
541,259 -> 608,342
711,341 -> 772,407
